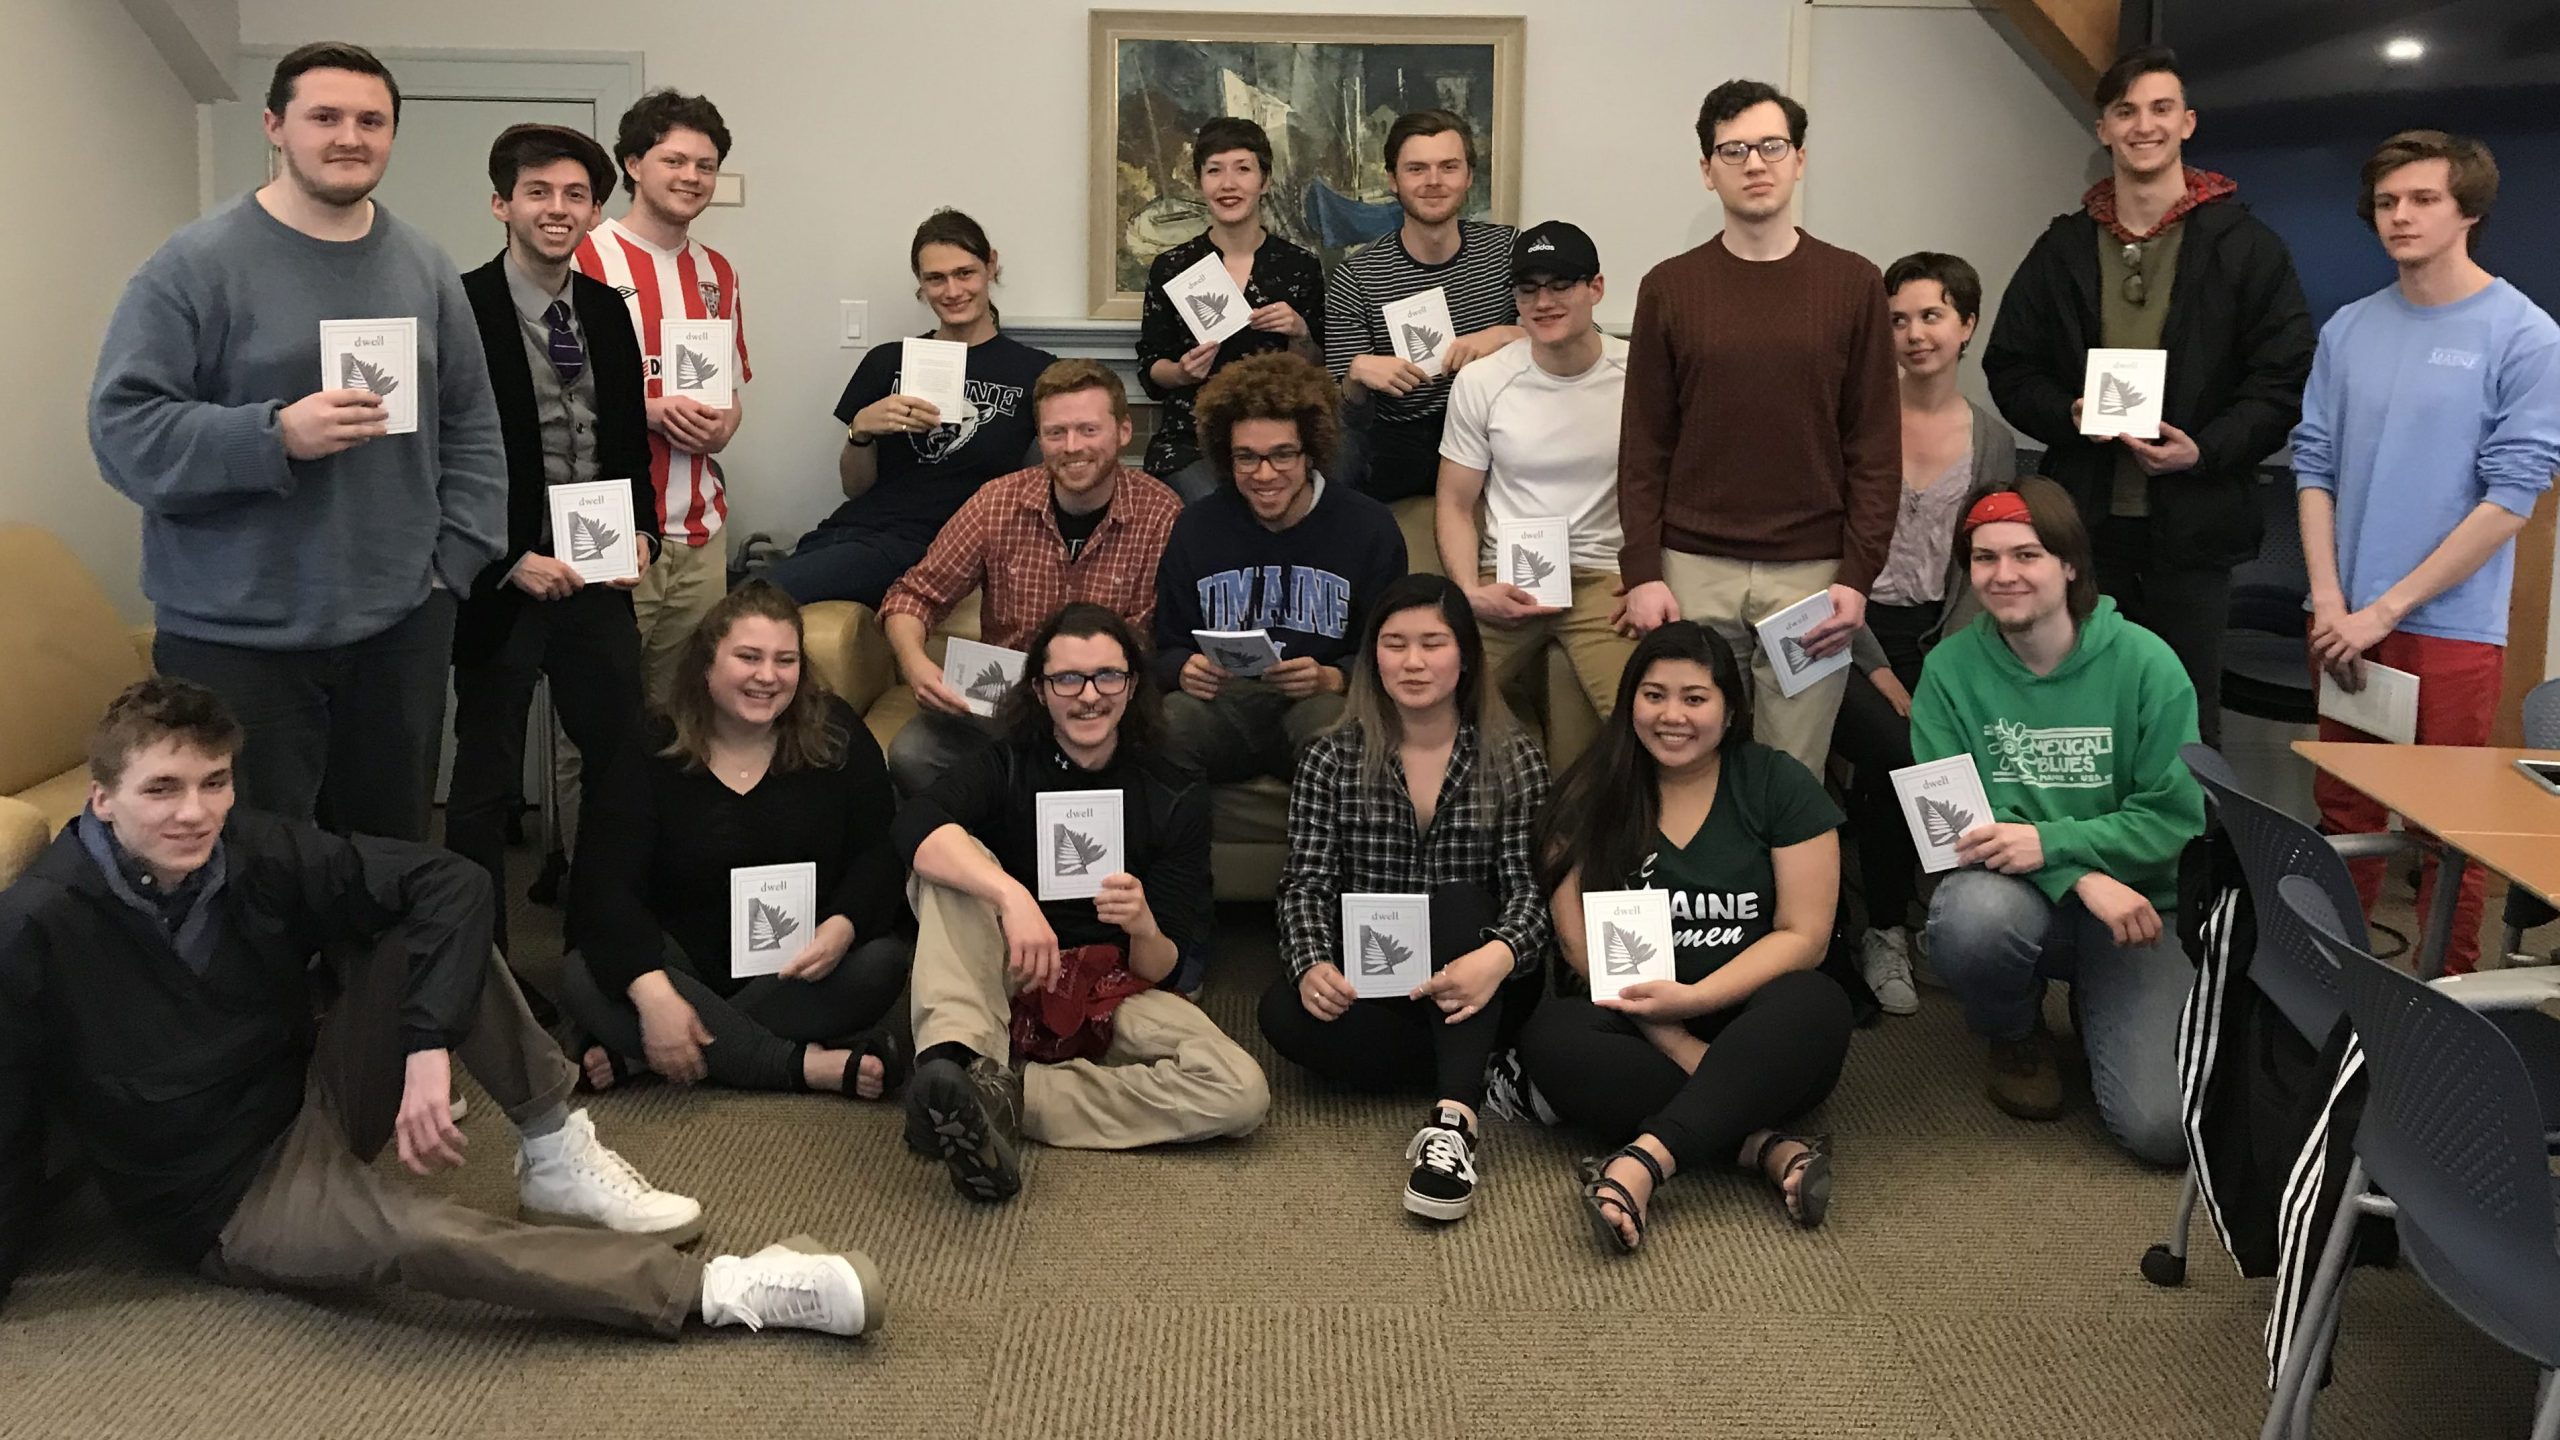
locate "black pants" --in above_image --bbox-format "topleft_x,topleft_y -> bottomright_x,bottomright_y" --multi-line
1344,413 -> 1446,505
446,587 -> 647,954
1833,601 -> 1933,931
1256,884 -> 1515,1108
1518,969 -> 1852,1169
2095,517 -> 2229,747
154,591 -> 457,842
555,935 -> 913,1092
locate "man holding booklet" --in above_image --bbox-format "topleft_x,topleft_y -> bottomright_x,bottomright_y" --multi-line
1981,46 -> 2313,747
1152,353 -> 1406,782
895,605 -> 1266,1204
2293,130 -> 2560,976
1908,480 -> 2204,1164
448,123 -> 657,957
89,42 -> 506,844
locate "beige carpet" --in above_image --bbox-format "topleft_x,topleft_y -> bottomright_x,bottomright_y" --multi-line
2,881 -> 2543,1439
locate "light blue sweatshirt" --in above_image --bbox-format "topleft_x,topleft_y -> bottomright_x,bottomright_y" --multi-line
2290,277 -> 2560,646
88,195 -> 504,649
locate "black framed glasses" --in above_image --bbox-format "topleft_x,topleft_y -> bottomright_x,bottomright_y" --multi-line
1710,137 -> 1795,166
1511,278 -> 1585,300
2120,243 -> 2151,306
1231,446 -> 1306,475
1039,668 -> 1132,697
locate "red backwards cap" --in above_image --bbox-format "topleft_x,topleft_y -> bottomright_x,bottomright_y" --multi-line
1962,490 -> 2034,535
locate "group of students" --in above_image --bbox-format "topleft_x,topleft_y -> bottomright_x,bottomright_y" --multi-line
5,32 -> 2553,1345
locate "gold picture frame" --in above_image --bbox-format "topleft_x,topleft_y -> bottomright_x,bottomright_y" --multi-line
1088,10 -> 1526,319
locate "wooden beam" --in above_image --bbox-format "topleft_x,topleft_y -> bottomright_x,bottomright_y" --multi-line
1989,0 -> 2117,100
2493,487 -> 2554,748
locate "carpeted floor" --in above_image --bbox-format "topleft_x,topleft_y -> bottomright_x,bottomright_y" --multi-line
2,878 -> 2543,1439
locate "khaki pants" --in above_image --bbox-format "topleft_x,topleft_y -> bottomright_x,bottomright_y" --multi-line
201,943 -> 704,1337
1660,551 -> 1847,775
909,859 -> 1268,1150
633,530 -> 729,707
1477,568 -> 1637,720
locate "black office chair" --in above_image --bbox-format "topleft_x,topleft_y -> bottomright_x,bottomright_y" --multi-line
2498,677 -> 2560,960
2221,467 -> 2317,726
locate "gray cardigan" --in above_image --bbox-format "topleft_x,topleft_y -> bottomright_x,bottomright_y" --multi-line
1851,397 -> 2019,677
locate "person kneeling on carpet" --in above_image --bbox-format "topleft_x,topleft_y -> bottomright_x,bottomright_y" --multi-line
896,603 -> 1267,1203
0,678 -> 885,1338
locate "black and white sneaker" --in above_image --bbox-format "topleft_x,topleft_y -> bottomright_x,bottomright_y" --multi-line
1403,1104 -> 1480,1221
1478,1049 -> 1558,1126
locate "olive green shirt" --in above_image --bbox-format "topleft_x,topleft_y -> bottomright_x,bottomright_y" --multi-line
2097,222 -> 2184,517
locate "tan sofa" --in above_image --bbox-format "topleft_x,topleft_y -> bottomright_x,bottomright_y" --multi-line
798,498 -> 1600,902
0,525 -> 156,889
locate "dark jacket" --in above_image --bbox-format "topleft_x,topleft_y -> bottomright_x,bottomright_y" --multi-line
454,253 -> 655,665
0,812 -> 494,1299
1982,198 -> 2315,569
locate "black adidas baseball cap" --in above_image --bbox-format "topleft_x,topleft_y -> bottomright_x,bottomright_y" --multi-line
1510,221 -> 1600,284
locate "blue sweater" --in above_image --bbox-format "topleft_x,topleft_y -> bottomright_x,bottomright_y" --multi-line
89,195 -> 505,649
1148,477 -> 1408,690
2291,278 -> 2560,646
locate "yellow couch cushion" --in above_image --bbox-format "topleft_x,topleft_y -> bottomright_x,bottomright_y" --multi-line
0,526 -> 150,797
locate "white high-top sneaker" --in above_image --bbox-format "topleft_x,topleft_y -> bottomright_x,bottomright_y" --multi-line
700,1235 -> 884,1337
517,1109 -> 705,1245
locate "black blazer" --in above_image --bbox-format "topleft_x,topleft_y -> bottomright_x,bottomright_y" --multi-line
1982,199 -> 2315,571
454,253 -> 656,663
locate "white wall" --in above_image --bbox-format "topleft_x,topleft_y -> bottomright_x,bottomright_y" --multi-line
3,0 -> 202,619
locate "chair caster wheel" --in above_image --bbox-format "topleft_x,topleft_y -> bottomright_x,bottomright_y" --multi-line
2141,1243 -> 2187,1287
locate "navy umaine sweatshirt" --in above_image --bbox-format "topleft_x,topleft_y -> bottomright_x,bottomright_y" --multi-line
1149,476 -> 1408,690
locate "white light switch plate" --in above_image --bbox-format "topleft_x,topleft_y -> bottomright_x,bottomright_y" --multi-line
839,301 -> 867,347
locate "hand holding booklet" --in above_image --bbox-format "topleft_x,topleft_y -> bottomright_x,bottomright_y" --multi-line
2316,661 -> 2419,746
944,637 -> 1028,717
1752,590 -> 1854,699
318,316 -> 419,435
2079,348 -> 2167,440
1163,249 -> 1252,346
546,481 -> 641,585
899,337 -> 971,421
730,862 -> 817,977
1036,790 -> 1124,901
661,319 -> 735,409
1889,754 -> 1995,874
1580,889 -> 1679,1002
1342,893 -> 1431,999
1496,517 -> 1574,608
1194,629 -> 1282,678
1382,287 -> 1458,378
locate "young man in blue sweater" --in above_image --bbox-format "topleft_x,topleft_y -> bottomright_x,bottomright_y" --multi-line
87,43 -> 506,844
2295,129 -> 2560,974
1151,353 -> 1408,782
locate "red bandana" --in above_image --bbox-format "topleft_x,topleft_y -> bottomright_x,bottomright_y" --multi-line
2083,166 -> 2238,244
1963,491 -> 2035,535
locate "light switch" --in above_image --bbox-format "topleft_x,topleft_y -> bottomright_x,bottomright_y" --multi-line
839,300 -> 867,348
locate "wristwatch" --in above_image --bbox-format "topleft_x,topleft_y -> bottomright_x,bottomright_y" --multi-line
846,423 -> 874,448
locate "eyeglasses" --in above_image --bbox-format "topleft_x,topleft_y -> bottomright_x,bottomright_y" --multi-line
1711,137 -> 1795,166
1511,278 -> 1586,300
1231,446 -> 1305,475
1039,668 -> 1131,697
2120,243 -> 2150,306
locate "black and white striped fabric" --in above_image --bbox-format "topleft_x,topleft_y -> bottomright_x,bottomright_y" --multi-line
1321,218 -> 1519,426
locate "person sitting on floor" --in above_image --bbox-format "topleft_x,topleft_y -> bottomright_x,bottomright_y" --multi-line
1911,478 -> 2205,1165
1259,573 -> 1554,1224
896,603 -> 1267,1204
560,581 -> 913,1101
0,678 -> 885,1338
1523,622 -> 1854,1252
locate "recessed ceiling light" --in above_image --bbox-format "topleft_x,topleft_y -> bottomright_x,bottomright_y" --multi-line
2382,35 -> 2426,63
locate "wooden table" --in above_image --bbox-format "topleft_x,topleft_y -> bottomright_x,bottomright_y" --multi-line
2293,742 -> 2560,971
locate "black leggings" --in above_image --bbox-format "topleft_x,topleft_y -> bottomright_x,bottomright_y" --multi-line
1519,969 -> 1852,1169
556,936 -> 912,1092
1833,600 -> 1931,931
1257,883 -> 1513,1108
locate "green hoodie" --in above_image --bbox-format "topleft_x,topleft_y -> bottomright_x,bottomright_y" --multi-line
1909,597 -> 2204,909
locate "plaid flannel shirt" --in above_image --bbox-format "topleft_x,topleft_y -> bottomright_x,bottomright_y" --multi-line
1277,722 -> 1554,982
879,464 -> 1181,648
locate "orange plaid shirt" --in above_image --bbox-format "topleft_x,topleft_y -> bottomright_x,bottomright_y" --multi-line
879,465 -> 1181,649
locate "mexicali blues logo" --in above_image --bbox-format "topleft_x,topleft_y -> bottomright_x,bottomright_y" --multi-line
1983,719 -> 2114,788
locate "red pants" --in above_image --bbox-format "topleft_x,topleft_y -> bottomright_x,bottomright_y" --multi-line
2312,631 -> 2506,974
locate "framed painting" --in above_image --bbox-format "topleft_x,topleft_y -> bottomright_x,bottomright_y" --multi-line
1088,11 -> 1525,319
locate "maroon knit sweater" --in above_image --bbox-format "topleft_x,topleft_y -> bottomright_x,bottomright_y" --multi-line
1616,232 -> 1902,592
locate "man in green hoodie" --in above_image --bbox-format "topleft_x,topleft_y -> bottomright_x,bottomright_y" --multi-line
1909,479 -> 2204,1165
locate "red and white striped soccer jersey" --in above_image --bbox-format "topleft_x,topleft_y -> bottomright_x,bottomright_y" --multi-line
572,215 -> 751,546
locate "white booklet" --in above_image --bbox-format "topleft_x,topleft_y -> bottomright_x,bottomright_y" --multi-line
546,480 -> 640,585
1382,287 -> 1457,378
2079,347 -> 2167,439
661,318 -> 735,409
900,336 -> 971,421
943,637 -> 1027,717
1036,789 -> 1125,901
1580,888 -> 1679,1002
1194,628 -> 1282,678
1753,590 -> 1854,698
2318,661 -> 2420,746
1163,249 -> 1252,346
1341,892 -> 1431,999
729,861 -> 817,977
318,316 -> 418,435
1890,753 -> 1995,874
1497,516 -> 1573,608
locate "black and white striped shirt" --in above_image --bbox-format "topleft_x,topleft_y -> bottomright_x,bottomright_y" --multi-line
1322,218 -> 1520,426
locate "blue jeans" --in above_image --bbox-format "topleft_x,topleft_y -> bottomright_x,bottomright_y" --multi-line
761,528 -> 929,608
1925,869 -> 2192,1165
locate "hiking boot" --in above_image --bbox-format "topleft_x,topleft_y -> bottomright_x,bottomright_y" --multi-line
1403,1104 -> 1480,1221
518,1110 -> 705,1244
907,1054 -> 1024,1203
1858,928 -> 1920,1016
1984,1032 -> 2065,1121
699,1235 -> 884,1337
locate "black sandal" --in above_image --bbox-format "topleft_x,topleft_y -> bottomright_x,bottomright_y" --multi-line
1579,1145 -> 1666,1254
570,1035 -> 639,1093
843,1027 -> 912,1101
1750,1131 -> 1833,1229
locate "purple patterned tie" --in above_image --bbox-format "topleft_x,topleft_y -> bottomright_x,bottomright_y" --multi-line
544,300 -> 585,384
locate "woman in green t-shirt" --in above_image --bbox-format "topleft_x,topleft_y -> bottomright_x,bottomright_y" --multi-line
1523,622 -> 1855,1253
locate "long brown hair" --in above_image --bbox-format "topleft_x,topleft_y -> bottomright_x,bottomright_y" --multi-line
1333,573 -> 1523,794
658,581 -> 847,774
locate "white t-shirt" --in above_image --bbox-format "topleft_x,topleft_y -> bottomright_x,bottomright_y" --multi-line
1438,334 -> 1630,574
